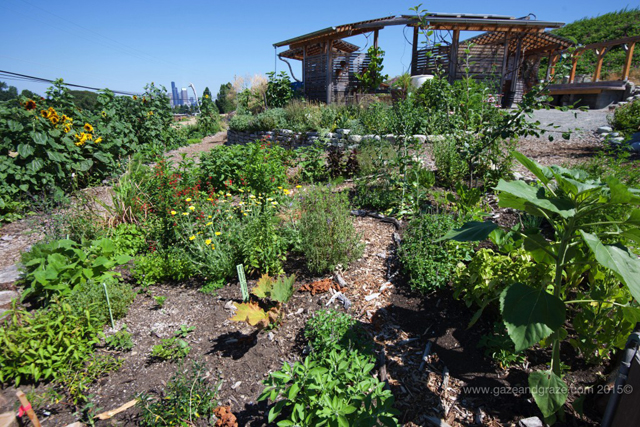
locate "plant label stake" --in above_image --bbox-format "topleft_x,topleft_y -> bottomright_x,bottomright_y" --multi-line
103,282 -> 115,329
237,264 -> 249,302
16,390 -> 41,427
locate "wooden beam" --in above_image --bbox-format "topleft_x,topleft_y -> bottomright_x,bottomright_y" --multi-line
510,36 -> 523,92
593,47 -> 608,82
622,42 -> 636,81
289,27 -> 384,50
568,53 -> 579,84
448,29 -> 460,83
550,88 -> 604,95
411,26 -> 419,75
499,33 -> 509,94
326,40 -> 332,104
373,30 -> 379,49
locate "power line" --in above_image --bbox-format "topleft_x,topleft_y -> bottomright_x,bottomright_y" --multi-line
0,70 -> 140,96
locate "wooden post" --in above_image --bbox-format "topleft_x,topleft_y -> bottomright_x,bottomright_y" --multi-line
549,53 -> 559,79
448,29 -> 460,84
568,53 -> 580,84
373,30 -> 379,50
326,40 -> 333,104
411,26 -> 419,75
622,42 -> 636,81
592,47 -> 608,82
510,36 -> 523,92
16,391 -> 41,427
499,33 -> 509,95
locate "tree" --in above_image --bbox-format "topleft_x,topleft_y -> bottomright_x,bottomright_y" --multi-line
215,82 -> 235,114
0,81 -> 18,102
20,89 -> 40,99
197,87 -> 220,136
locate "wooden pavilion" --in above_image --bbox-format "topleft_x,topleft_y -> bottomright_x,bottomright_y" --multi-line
274,13 -> 570,106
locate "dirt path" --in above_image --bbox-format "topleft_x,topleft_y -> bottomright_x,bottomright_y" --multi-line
163,131 -> 227,164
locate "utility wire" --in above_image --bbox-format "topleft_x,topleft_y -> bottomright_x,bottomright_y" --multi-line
0,70 -> 140,96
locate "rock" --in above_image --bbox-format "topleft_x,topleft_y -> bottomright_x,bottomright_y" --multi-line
0,265 -> 20,285
348,134 -> 362,143
609,132 -> 620,137
627,97 -> 635,102
599,132 -> 609,138
413,135 -> 427,143
630,142 -> 640,153
609,137 -> 625,144
424,416 -> 453,427
513,172 -> 524,181
0,290 -> 19,307
597,126 -> 613,134
518,416 -> 544,427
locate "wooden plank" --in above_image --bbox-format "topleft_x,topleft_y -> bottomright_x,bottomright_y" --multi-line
569,55 -> 579,84
622,42 -> 636,81
550,88 -> 604,95
510,36 -> 523,92
326,40 -> 332,104
373,30 -> 379,49
499,33 -> 509,93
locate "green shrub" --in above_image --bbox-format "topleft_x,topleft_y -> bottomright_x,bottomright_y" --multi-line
197,87 -> 221,136
266,71 -> 294,108
610,99 -> 640,137
138,361 -> 219,426
399,213 -> 472,292
105,325 -> 134,351
259,350 -> 398,426
109,223 -> 147,256
151,336 -> 190,361
295,142 -> 328,183
299,185 -> 363,274
67,279 -> 136,326
241,207 -> 287,276
0,301 -> 102,385
132,248 -> 197,287
304,310 -> 372,359
432,137 -> 469,189
19,238 -> 132,305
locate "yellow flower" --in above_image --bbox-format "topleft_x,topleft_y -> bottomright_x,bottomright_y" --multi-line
296,185 -> 302,189
205,239 -> 212,245
84,123 -> 94,133
267,198 -> 273,201
182,212 -> 189,216
49,115 -> 59,125
189,206 -> 195,211
171,210 -> 177,215
283,189 -> 290,195
238,188 -> 244,193
133,95 -> 138,100
94,137 -> 102,144
189,235 -> 196,241
148,111 -> 154,116
225,193 -> 231,197
211,244 -> 215,250
249,194 -> 256,199
215,231 -> 221,236
63,125 -> 71,133
186,198 -> 192,202
277,186 -> 283,190
101,111 -> 107,118
207,215 -> 212,219
204,94 -> 209,98
271,201 -> 278,206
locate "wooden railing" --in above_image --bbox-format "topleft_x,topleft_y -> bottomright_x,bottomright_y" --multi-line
549,35 -> 640,83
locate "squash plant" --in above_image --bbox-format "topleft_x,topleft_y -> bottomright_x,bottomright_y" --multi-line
231,274 -> 295,330
443,151 -> 640,422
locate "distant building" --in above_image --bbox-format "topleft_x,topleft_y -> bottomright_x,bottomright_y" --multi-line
181,88 -> 188,106
171,81 -> 180,106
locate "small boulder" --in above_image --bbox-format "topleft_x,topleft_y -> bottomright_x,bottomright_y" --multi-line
518,417 -> 544,427
597,126 -> 613,134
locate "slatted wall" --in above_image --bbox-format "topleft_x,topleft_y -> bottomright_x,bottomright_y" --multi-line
304,54 -> 328,103
329,52 -> 370,104
454,44 -> 504,83
414,46 -> 450,75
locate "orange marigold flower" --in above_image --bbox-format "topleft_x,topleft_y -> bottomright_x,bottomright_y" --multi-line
24,99 -> 36,110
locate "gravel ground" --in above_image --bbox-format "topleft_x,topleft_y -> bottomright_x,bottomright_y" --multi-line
528,108 -> 611,134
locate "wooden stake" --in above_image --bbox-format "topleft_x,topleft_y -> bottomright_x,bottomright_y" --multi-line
95,399 -> 138,420
15,391 -> 41,427
622,42 -> 636,81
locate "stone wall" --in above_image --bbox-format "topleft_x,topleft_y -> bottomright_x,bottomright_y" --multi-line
226,128 -> 444,148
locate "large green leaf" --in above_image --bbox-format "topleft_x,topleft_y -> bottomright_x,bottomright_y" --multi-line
528,370 -> 568,418
27,158 -> 44,173
272,277 -> 295,303
500,283 -> 566,352
581,231 -> 640,303
17,143 -> 34,158
607,177 -> 640,205
496,180 -> 576,218
625,210 -> 640,227
513,151 -> 552,185
439,221 -> 498,242
74,159 -> 93,172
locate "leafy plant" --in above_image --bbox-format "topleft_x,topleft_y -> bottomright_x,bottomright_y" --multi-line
356,46 -> 389,92
175,325 -> 195,338
197,87 -> 221,136
259,350 -> 398,426
298,185 -> 363,274
241,205 -> 287,276
231,274 -> 295,329
55,354 -> 123,405
138,361 -> 220,426
151,337 -> 190,361
478,322 -> 527,370
19,238 -> 132,305
399,213 -> 472,293
266,71 -> 294,108
133,248 -> 197,287
610,99 -> 640,138
443,151 -> 640,421
0,301 -> 102,385
67,279 -> 135,326
105,325 -> 134,351
153,295 -> 167,308
304,310 -> 372,360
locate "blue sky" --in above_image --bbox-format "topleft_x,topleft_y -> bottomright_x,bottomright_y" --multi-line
1,0 -> 636,97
